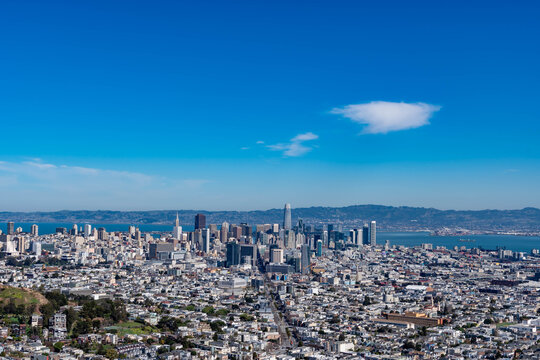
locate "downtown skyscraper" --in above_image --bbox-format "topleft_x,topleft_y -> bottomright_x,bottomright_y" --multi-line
283,203 -> 292,231
7,222 -> 14,235
195,213 -> 206,230
370,220 -> 377,246
173,212 -> 182,240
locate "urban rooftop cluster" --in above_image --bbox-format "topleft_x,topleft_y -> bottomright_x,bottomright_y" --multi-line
0,204 -> 539,359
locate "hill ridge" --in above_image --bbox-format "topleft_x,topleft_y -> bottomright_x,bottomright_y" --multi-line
0,205 -> 539,231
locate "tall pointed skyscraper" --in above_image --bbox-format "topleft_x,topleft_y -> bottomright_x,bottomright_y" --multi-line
283,203 -> 292,231
173,212 -> 182,240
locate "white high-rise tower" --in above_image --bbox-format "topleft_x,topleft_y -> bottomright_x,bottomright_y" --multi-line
370,221 -> 377,246
84,224 -> 92,237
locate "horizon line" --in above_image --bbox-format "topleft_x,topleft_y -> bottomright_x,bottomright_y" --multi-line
0,204 -> 538,214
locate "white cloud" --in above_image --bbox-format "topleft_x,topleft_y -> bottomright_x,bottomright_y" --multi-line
268,132 -> 319,157
256,140 -> 265,145
332,101 -> 441,134
291,132 -> 318,142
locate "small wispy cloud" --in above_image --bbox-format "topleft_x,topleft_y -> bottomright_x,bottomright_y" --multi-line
267,132 -> 319,157
0,159 -> 211,209
183,179 -> 211,189
23,161 -> 57,169
331,101 -> 441,134
256,140 -> 265,145
240,147 -> 250,150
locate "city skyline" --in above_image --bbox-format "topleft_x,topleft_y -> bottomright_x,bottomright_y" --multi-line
1,2 -> 539,359
1,1 -> 539,211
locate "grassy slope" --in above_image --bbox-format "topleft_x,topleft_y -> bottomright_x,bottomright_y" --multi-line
0,285 -> 49,310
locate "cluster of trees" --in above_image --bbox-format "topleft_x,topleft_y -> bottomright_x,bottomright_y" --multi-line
2,256 -> 69,268
36,257 -> 69,266
78,299 -> 128,323
39,291 -> 128,338
68,299 -> 128,338
5,257 -> 34,267
156,316 -> 189,332
39,291 -> 68,327
239,313 -> 254,322
403,340 -> 422,351
0,299 -> 35,317
209,320 -> 225,334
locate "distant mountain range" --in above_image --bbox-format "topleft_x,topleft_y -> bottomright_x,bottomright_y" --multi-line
1,205 -> 539,232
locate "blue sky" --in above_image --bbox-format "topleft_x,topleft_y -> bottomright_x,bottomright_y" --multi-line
0,0 -> 539,211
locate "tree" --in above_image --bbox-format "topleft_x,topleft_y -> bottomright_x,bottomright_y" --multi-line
403,341 -> 415,349
64,308 -> 79,333
44,291 -> 68,310
210,320 -> 225,333
53,342 -> 63,352
92,319 -> 101,331
4,299 -> 16,314
40,303 -> 55,327
239,313 -> 254,322
363,296 -> 372,306
80,301 -> 97,319
215,308 -> 229,317
73,319 -> 92,336
105,349 -> 118,359
202,306 -> 215,315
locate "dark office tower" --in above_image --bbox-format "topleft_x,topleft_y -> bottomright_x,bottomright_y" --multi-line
362,223 -> 369,245
194,213 -> 206,230
316,239 -> 323,257
349,230 -> 357,245
297,219 -> 307,234
283,203 -> 292,231
226,242 -> 241,267
240,244 -> 258,267
240,223 -> 251,237
56,227 -> 68,235
7,222 -> 14,235
97,227 -> 107,240
301,244 -> 310,274
327,224 -> 334,233
231,225 -> 243,240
